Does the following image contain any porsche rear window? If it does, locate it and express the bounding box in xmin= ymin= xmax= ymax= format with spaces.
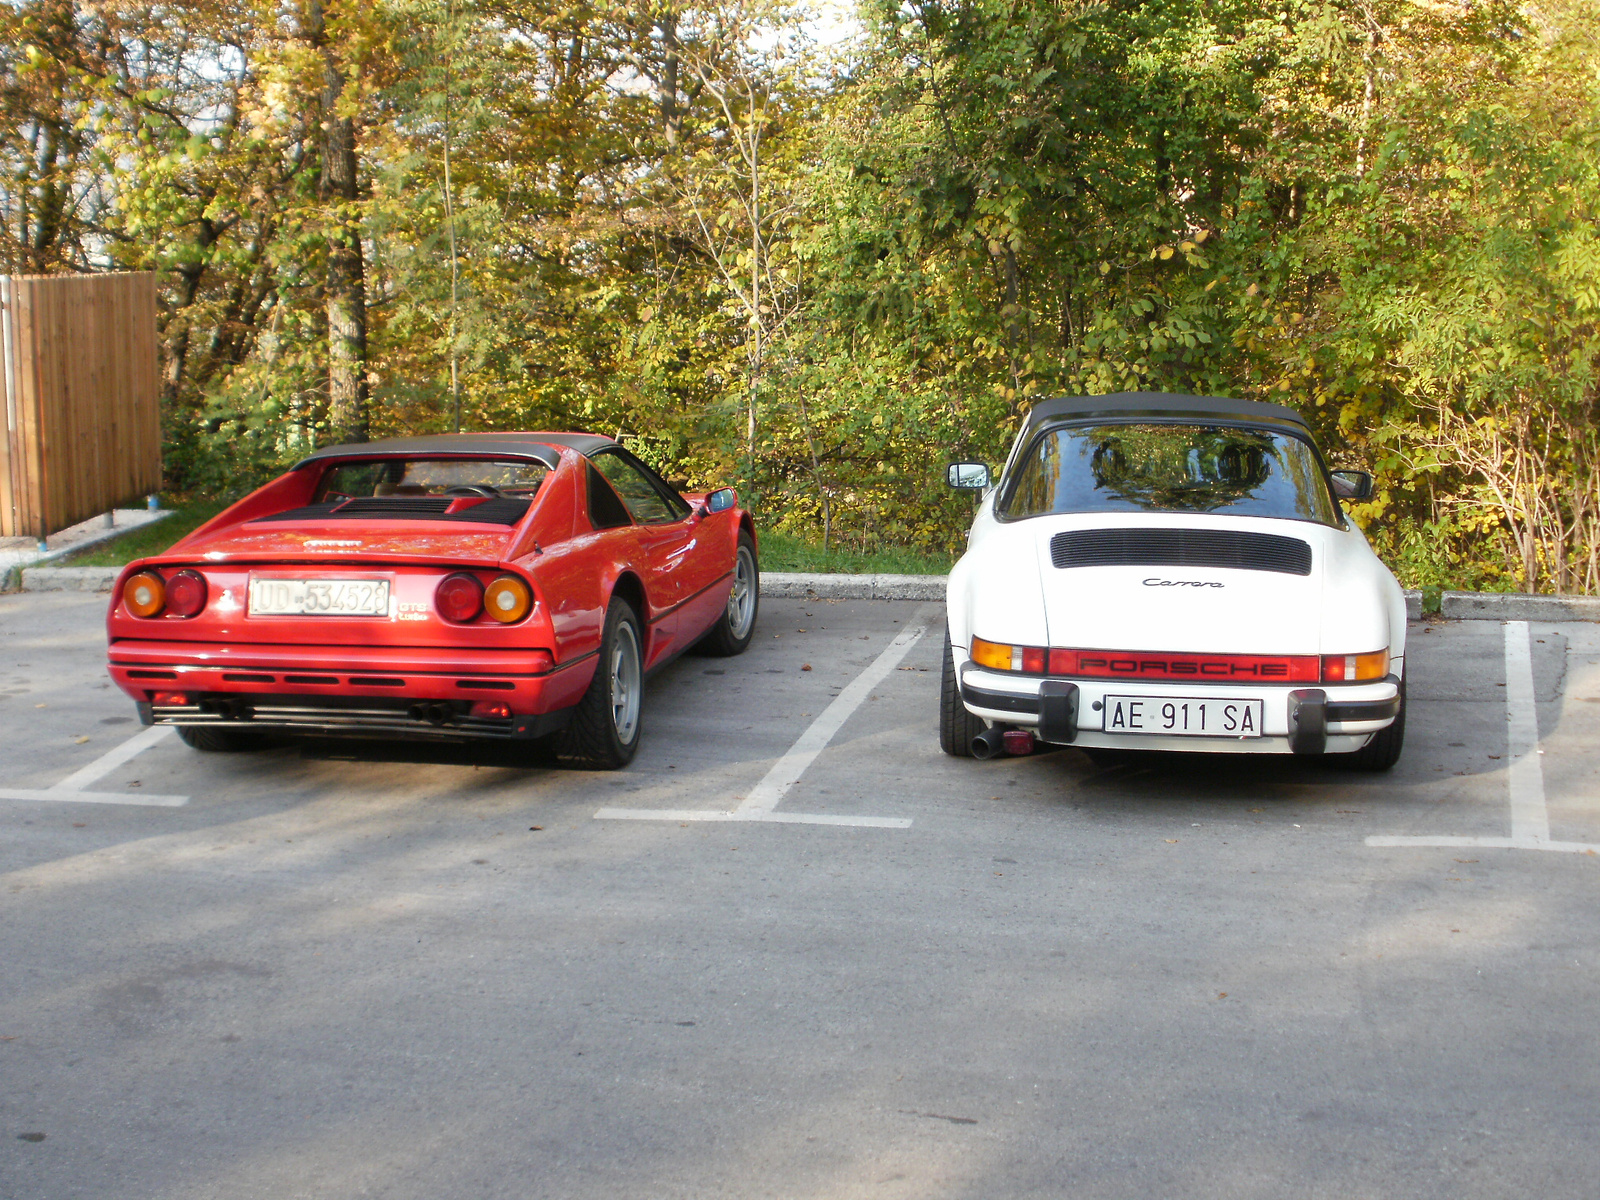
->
xmin=1000 ymin=424 xmax=1340 ymax=525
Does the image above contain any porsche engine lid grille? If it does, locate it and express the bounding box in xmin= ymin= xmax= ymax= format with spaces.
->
xmin=1050 ymin=528 xmax=1313 ymax=576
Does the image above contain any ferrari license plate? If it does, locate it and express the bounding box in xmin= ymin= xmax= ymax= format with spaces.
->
xmin=249 ymin=577 xmax=391 ymax=617
xmin=1102 ymin=694 xmax=1264 ymax=738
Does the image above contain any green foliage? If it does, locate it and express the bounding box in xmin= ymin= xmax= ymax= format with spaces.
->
xmin=5 ymin=0 xmax=1599 ymax=590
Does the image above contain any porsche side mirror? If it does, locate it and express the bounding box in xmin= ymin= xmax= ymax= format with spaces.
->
xmin=706 ymin=487 xmax=738 ymax=514
xmin=947 ymin=462 xmax=991 ymax=490
xmin=1330 ymin=470 xmax=1374 ymax=502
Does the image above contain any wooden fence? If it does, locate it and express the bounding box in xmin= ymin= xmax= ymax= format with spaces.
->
xmin=0 ymin=272 xmax=161 ymax=539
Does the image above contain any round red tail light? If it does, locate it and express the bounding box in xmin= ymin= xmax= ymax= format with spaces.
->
xmin=435 ymin=573 xmax=484 ymax=622
xmin=165 ymin=570 xmax=208 ymax=618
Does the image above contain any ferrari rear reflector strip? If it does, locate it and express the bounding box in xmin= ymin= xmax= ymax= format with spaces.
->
xmin=128 ymin=670 xmax=177 ymax=680
xmin=223 ymin=673 xmax=275 ymax=683
xmin=284 ymin=675 xmax=339 ymax=685
xmin=349 ymin=676 xmax=406 ymax=687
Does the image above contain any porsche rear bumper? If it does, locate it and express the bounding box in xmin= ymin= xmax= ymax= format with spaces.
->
xmin=959 ymin=662 xmax=1402 ymax=755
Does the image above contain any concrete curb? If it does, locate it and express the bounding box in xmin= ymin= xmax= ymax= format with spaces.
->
xmin=1440 ymin=590 xmax=1600 ymax=622
xmin=22 ymin=566 xmax=121 ymax=592
xmin=760 ymin=572 xmax=946 ymax=602
xmin=17 ymin=568 xmax=1592 ymax=623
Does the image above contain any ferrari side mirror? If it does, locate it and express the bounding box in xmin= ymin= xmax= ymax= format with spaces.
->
xmin=947 ymin=462 xmax=991 ymax=490
xmin=1330 ymin=470 xmax=1374 ymax=502
xmin=706 ymin=487 xmax=737 ymax=514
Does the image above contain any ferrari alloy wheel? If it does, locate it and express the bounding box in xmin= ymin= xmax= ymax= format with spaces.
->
xmin=939 ymin=630 xmax=987 ymax=757
xmin=1342 ymin=676 xmax=1406 ymax=771
xmin=559 ymin=598 xmax=644 ymax=769
xmin=176 ymin=725 xmax=270 ymax=753
xmin=695 ymin=533 xmax=759 ymax=656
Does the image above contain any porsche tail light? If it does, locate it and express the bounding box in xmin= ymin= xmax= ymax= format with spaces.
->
xmin=435 ymin=573 xmax=484 ymax=622
xmin=165 ymin=570 xmax=208 ymax=618
xmin=483 ymin=575 xmax=533 ymax=623
xmin=1322 ymin=650 xmax=1389 ymax=682
xmin=971 ymin=636 xmax=1046 ymax=674
xmin=124 ymin=571 xmax=166 ymax=618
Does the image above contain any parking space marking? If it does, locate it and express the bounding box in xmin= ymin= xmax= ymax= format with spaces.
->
xmin=596 ymin=605 xmax=938 ymax=828
xmin=1368 ymin=621 xmax=1599 ymax=855
xmin=0 ymin=725 xmax=189 ymax=808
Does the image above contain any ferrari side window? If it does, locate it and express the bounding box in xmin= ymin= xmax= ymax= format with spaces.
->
xmin=587 ymin=463 xmax=633 ymax=530
xmin=590 ymin=451 xmax=680 ymax=524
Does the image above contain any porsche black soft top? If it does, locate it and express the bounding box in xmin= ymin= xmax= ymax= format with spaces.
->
xmin=1023 ymin=392 xmax=1311 ymax=438
xmin=292 ymin=431 xmax=618 ymax=470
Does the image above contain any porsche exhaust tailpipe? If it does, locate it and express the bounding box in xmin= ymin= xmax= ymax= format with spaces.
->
xmin=970 ymin=727 xmax=1006 ymax=759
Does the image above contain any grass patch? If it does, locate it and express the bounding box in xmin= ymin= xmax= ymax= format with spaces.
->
xmin=757 ymin=529 xmax=955 ymax=575
xmin=54 ymin=499 xmax=234 ymax=567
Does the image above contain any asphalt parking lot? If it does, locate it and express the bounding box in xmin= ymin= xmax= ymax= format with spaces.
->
xmin=3 ymin=590 xmax=1600 ymax=1200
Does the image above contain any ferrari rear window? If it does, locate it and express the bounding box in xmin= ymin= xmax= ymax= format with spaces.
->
xmin=1000 ymin=424 xmax=1340 ymax=525
xmin=314 ymin=458 xmax=549 ymax=501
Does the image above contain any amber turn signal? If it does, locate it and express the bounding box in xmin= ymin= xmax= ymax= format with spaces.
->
xmin=125 ymin=571 xmax=166 ymax=618
xmin=483 ymin=575 xmax=533 ymax=623
xmin=1322 ymin=649 xmax=1389 ymax=682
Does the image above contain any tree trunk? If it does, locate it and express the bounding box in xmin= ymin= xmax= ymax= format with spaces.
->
xmin=307 ymin=0 xmax=369 ymax=444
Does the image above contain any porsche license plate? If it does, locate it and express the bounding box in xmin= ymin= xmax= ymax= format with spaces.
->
xmin=1102 ymin=694 xmax=1264 ymax=738
xmin=249 ymin=578 xmax=391 ymax=617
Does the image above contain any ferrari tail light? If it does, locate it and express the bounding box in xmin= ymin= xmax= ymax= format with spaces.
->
xmin=483 ymin=575 xmax=533 ymax=623
xmin=1322 ymin=649 xmax=1389 ymax=682
xmin=435 ymin=573 xmax=484 ymax=623
xmin=124 ymin=571 xmax=166 ymax=618
xmin=165 ymin=570 xmax=208 ymax=618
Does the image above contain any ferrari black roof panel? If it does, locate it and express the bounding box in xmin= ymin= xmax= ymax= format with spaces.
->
xmin=1023 ymin=392 xmax=1312 ymax=435
xmin=293 ymin=431 xmax=618 ymax=469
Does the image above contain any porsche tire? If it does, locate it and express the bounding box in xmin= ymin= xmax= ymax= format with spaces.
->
xmin=558 ymin=598 xmax=645 ymax=769
xmin=176 ymin=725 xmax=270 ymax=753
xmin=1343 ymin=677 xmax=1406 ymax=771
xmin=694 ymin=533 xmax=759 ymax=656
xmin=940 ymin=631 xmax=986 ymax=757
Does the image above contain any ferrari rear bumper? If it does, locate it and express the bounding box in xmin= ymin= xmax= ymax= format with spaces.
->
xmin=109 ymin=637 xmax=596 ymax=740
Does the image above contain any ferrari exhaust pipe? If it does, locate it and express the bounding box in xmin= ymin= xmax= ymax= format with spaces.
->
xmin=409 ymin=702 xmax=455 ymax=726
xmin=970 ymin=727 xmax=1005 ymax=759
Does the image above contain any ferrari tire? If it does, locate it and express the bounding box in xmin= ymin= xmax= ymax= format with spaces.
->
xmin=558 ymin=598 xmax=645 ymax=769
xmin=1343 ymin=677 xmax=1406 ymax=771
xmin=695 ymin=533 xmax=759 ymax=656
xmin=176 ymin=725 xmax=270 ymax=753
xmin=939 ymin=630 xmax=986 ymax=757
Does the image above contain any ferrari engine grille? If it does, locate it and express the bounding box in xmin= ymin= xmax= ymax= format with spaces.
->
xmin=1050 ymin=528 xmax=1313 ymax=576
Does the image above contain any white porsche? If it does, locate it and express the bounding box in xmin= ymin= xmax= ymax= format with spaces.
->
xmin=942 ymin=392 xmax=1407 ymax=769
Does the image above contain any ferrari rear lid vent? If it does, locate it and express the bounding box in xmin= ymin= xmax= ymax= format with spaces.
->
xmin=1050 ymin=528 xmax=1313 ymax=576
xmin=253 ymin=497 xmax=532 ymax=526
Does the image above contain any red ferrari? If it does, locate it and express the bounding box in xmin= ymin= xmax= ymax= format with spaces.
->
xmin=105 ymin=432 xmax=759 ymax=768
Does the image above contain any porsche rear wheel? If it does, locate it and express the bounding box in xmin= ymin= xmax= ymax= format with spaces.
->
xmin=558 ymin=598 xmax=644 ymax=769
xmin=940 ymin=630 xmax=986 ymax=757
xmin=1343 ymin=677 xmax=1406 ymax=771
xmin=695 ymin=533 xmax=759 ymax=656
xmin=176 ymin=725 xmax=270 ymax=753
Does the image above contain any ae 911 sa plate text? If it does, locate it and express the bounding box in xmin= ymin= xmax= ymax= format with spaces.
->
xmin=1102 ymin=694 xmax=1264 ymax=738
xmin=249 ymin=578 xmax=391 ymax=617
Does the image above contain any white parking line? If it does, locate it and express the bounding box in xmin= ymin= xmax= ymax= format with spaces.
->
xmin=0 ymin=725 xmax=189 ymax=808
xmin=1367 ymin=621 xmax=1599 ymax=855
xmin=596 ymin=605 xmax=938 ymax=828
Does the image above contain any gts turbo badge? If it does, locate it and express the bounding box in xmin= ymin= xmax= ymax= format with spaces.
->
xmin=1144 ymin=578 xmax=1224 ymax=588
